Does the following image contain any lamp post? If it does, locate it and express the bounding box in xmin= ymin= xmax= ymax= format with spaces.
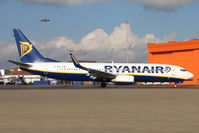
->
xmin=124 ymin=21 xmax=130 ymax=63
xmin=40 ymin=18 xmax=50 ymax=57
xmin=40 ymin=19 xmax=50 ymax=81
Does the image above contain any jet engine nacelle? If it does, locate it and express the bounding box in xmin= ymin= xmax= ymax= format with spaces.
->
xmin=112 ymin=75 xmax=134 ymax=85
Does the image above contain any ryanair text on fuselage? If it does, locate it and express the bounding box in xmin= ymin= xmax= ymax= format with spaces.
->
xmin=105 ymin=65 xmax=171 ymax=74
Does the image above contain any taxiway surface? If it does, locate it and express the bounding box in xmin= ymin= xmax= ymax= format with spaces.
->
xmin=0 ymin=86 xmax=199 ymax=133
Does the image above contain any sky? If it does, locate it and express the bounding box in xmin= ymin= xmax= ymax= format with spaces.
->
xmin=0 ymin=0 xmax=199 ymax=69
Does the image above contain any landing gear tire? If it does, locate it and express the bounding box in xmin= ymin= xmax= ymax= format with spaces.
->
xmin=174 ymin=82 xmax=177 ymax=88
xmin=101 ymin=82 xmax=107 ymax=88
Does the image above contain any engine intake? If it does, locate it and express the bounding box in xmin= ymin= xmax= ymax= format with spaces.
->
xmin=112 ymin=75 xmax=134 ymax=85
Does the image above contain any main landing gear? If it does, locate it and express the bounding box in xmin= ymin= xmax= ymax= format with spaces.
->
xmin=101 ymin=82 xmax=107 ymax=88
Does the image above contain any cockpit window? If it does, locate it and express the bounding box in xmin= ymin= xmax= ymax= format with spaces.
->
xmin=180 ymin=69 xmax=187 ymax=72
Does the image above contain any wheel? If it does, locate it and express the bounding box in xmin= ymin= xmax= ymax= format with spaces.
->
xmin=174 ymin=82 xmax=177 ymax=88
xmin=101 ymin=82 xmax=107 ymax=88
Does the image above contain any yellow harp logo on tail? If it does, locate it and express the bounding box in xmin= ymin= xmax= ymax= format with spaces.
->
xmin=19 ymin=41 xmax=32 ymax=58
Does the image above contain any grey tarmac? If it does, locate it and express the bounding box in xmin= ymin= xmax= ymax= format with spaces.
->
xmin=0 ymin=86 xmax=199 ymax=133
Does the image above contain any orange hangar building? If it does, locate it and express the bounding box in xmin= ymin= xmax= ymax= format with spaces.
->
xmin=148 ymin=38 xmax=199 ymax=84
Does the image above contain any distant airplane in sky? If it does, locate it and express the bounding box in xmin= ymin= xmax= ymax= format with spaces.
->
xmin=8 ymin=29 xmax=194 ymax=87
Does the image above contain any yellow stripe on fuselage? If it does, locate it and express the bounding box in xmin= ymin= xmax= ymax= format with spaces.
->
xmin=20 ymin=66 xmax=186 ymax=80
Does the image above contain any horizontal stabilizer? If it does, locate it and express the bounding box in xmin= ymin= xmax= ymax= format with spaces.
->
xmin=7 ymin=60 xmax=32 ymax=67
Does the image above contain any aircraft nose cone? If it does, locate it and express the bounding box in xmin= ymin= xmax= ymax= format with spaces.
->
xmin=187 ymin=72 xmax=194 ymax=79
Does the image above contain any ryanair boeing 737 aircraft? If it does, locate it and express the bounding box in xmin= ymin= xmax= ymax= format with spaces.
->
xmin=8 ymin=29 xmax=194 ymax=87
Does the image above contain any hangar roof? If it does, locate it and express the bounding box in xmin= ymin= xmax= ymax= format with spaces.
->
xmin=148 ymin=38 xmax=199 ymax=53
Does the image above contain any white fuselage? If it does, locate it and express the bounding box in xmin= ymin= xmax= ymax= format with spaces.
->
xmin=21 ymin=62 xmax=193 ymax=83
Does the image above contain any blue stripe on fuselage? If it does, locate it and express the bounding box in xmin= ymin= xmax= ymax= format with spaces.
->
xmin=134 ymin=75 xmax=183 ymax=82
xmin=20 ymin=67 xmax=183 ymax=82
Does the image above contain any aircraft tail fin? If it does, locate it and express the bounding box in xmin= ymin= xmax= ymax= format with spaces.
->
xmin=13 ymin=28 xmax=58 ymax=63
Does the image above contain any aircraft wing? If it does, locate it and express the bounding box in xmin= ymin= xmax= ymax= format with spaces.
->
xmin=70 ymin=53 xmax=116 ymax=80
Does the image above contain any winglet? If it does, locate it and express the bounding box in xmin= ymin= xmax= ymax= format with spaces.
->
xmin=70 ymin=53 xmax=82 ymax=68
